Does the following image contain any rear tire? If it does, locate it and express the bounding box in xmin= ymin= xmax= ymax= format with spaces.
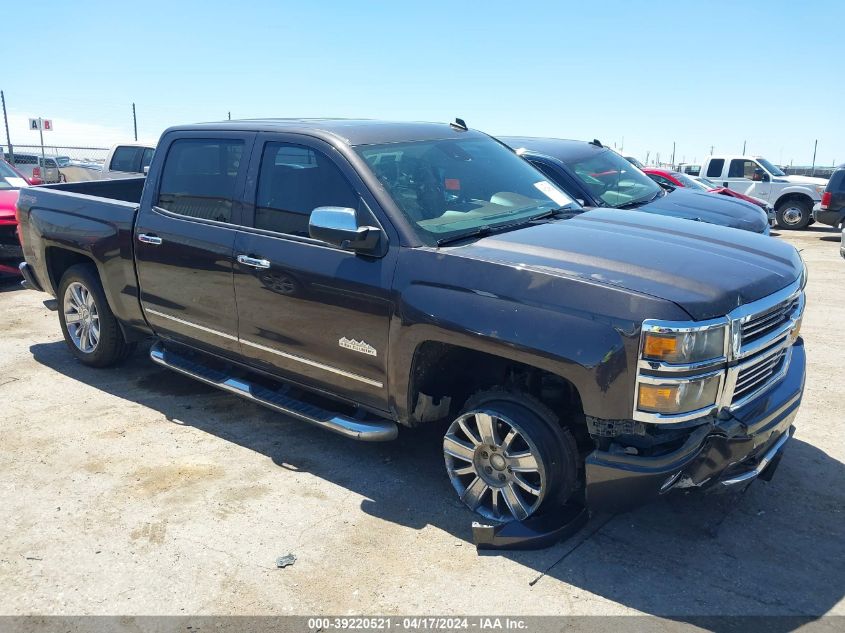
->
xmin=776 ymin=199 xmax=811 ymax=229
xmin=58 ymin=263 xmax=132 ymax=367
xmin=443 ymin=389 xmax=579 ymax=523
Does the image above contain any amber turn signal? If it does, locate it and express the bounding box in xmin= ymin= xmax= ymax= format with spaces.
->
xmin=642 ymin=333 xmax=679 ymax=359
xmin=637 ymin=384 xmax=679 ymax=412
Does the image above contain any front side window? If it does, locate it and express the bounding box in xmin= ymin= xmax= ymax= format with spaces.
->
xmin=255 ymin=142 xmax=358 ymax=236
xmin=562 ymin=149 xmax=660 ymax=208
xmin=728 ymin=159 xmax=759 ymax=179
xmin=706 ymin=159 xmax=724 ymax=178
xmin=157 ymin=139 xmax=244 ymax=223
xmin=356 ymin=136 xmax=573 ymax=245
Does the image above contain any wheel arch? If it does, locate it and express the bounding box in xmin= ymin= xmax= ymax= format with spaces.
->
xmin=774 ymin=191 xmax=814 ymax=211
xmin=404 ymin=339 xmax=587 ymax=433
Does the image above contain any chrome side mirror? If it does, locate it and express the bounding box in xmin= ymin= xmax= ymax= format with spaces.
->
xmin=309 ymin=207 xmax=382 ymax=253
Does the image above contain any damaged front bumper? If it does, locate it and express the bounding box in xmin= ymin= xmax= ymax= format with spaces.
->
xmin=585 ymin=340 xmax=805 ymax=514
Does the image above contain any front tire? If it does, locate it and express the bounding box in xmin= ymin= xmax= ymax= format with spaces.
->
xmin=58 ymin=264 xmax=132 ymax=367
xmin=776 ymin=199 xmax=811 ymax=229
xmin=443 ymin=390 xmax=579 ymax=523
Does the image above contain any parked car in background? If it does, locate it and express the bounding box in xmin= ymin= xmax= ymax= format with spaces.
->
xmin=0 ymin=159 xmax=26 ymax=276
xmin=2 ymin=152 xmax=62 ymax=184
xmin=701 ymin=155 xmax=827 ymax=229
xmin=813 ymin=164 xmax=845 ymax=230
xmin=644 ymin=168 xmax=775 ymax=225
xmin=100 ymin=143 xmax=155 ymax=179
xmin=17 ymin=118 xmax=805 ymax=520
xmin=501 ymin=137 xmax=770 ymax=234
xmin=677 ymin=163 xmax=701 ymax=176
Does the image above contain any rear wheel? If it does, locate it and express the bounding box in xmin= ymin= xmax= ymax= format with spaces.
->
xmin=58 ymin=264 xmax=132 ymax=367
xmin=776 ymin=199 xmax=811 ymax=229
xmin=443 ymin=390 xmax=578 ymax=523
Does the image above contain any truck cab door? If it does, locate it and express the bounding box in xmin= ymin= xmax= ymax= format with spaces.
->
xmin=231 ymin=133 xmax=397 ymax=411
xmin=135 ymin=131 xmax=255 ymax=357
xmin=724 ymin=158 xmax=771 ymax=201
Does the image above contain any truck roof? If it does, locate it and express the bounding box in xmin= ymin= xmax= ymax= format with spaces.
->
xmin=165 ymin=118 xmax=483 ymax=147
xmin=498 ymin=137 xmax=604 ymax=162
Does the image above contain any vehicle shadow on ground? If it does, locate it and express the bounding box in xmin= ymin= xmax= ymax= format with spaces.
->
xmin=30 ymin=340 xmax=845 ymax=625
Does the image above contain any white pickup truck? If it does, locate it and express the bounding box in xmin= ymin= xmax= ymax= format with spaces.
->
xmin=699 ymin=155 xmax=827 ymax=229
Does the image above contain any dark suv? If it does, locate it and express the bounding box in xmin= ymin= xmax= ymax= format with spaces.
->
xmin=814 ymin=164 xmax=845 ymax=229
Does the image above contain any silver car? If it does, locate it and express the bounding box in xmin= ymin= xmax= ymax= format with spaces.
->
xmin=2 ymin=152 xmax=62 ymax=184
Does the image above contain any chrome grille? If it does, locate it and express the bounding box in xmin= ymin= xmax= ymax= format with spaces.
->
xmin=732 ymin=348 xmax=788 ymax=403
xmin=741 ymin=295 xmax=800 ymax=345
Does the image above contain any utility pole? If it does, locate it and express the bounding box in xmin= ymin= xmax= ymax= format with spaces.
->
xmin=228 ymin=111 xmax=231 ymax=120
xmin=742 ymin=140 xmax=746 ymax=154
xmin=710 ymin=145 xmax=714 ymax=155
xmin=811 ymin=139 xmax=818 ymax=176
xmin=1 ymin=90 xmax=13 ymax=165
xmin=132 ymin=103 xmax=138 ymax=142
xmin=671 ymin=141 xmax=676 ymax=167
xmin=645 ymin=151 xmax=650 ymax=166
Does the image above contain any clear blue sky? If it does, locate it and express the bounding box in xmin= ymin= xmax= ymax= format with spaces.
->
xmin=2 ymin=0 xmax=842 ymax=165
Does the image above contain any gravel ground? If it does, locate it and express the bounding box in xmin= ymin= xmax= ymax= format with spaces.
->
xmin=0 ymin=225 xmax=842 ymax=620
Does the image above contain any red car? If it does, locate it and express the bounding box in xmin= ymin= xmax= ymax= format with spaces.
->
xmin=0 ymin=159 xmax=29 ymax=277
xmin=644 ymin=168 xmax=771 ymax=211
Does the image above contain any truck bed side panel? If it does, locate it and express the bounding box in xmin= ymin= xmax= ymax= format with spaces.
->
xmin=17 ymin=187 xmax=147 ymax=329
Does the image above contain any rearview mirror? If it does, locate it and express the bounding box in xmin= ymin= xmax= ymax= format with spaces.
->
xmin=309 ymin=207 xmax=382 ymax=254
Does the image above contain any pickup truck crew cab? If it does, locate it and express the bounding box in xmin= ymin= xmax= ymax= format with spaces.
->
xmin=17 ymin=119 xmax=807 ymax=522
xmin=701 ymin=154 xmax=827 ymax=229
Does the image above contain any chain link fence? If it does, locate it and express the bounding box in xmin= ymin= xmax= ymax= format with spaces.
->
xmin=2 ymin=144 xmax=109 ymax=183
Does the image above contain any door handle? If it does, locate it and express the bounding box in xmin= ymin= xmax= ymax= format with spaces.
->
xmin=237 ymin=254 xmax=271 ymax=269
xmin=138 ymin=233 xmax=162 ymax=245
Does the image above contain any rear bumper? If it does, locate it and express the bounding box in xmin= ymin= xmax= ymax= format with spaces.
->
xmin=813 ymin=207 xmax=844 ymax=227
xmin=585 ymin=340 xmax=805 ymax=514
xmin=18 ymin=261 xmax=44 ymax=291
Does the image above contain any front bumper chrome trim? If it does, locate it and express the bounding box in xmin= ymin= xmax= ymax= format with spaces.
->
xmin=720 ymin=429 xmax=791 ymax=488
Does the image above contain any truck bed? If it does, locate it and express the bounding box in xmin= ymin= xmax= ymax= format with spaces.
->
xmin=16 ymin=177 xmax=146 ymax=329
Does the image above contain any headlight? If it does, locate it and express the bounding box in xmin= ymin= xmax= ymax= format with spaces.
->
xmin=641 ymin=325 xmax=727 ymax=365
xmin=637 ymin=374 xmax=721 ymax=414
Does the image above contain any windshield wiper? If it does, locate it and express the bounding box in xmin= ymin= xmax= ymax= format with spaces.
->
xmin=615 ymin=188 xmax=663 ymax=209
xmin=436 ymin=225 xmax=494 ymax=247
xmin=435 ymin=207 xmax=575 ymax=247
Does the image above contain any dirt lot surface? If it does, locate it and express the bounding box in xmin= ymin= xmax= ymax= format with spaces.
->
xmin=1 ymin=225 xmax=843 ymax=619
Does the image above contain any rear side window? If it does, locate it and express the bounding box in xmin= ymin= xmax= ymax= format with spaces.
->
xmin=254 ymin=142 xmax=358 ymax=237
xmin=706 ymin=159 xmax=724 ymax=178
xmin=157 ymin=139 xmax=244 ymax=223
xmin=828 ymin=169 xmax=845 ymax=193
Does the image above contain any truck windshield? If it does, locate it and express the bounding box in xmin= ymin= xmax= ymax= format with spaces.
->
xmin=564 ymin=149 xmax=661 ymax=208
xmin=355 ymin=137 xmax=575 ymax=245
xmin=757 ymin=158 xmax=786 ymax=177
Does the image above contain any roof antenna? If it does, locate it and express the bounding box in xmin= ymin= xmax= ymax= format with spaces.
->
xmin=450 ymin=118 xmax=468 ymax=131
xmin=589 ymin=139 xmax=603 ymax=148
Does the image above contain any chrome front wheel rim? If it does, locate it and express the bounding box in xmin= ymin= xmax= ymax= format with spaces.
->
xmin=781 ymin=206 xmax=804 ymax=226
xmin=443 ymin=409 xmax=547 ymax=522
xmin=63 ymin=282 xmax=100 ymax=353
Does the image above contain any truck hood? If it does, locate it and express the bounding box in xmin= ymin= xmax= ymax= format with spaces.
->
xmin=637 ymin=187 xmax=769 ymax=233
xmin=454 ymin=208 xmax=802 ymax=320
xmin=780 ymin=175 xmax=827 ymax=187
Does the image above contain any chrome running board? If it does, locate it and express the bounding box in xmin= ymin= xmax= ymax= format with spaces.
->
xmin=149 ymin=341 xmax=397 ymax=442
